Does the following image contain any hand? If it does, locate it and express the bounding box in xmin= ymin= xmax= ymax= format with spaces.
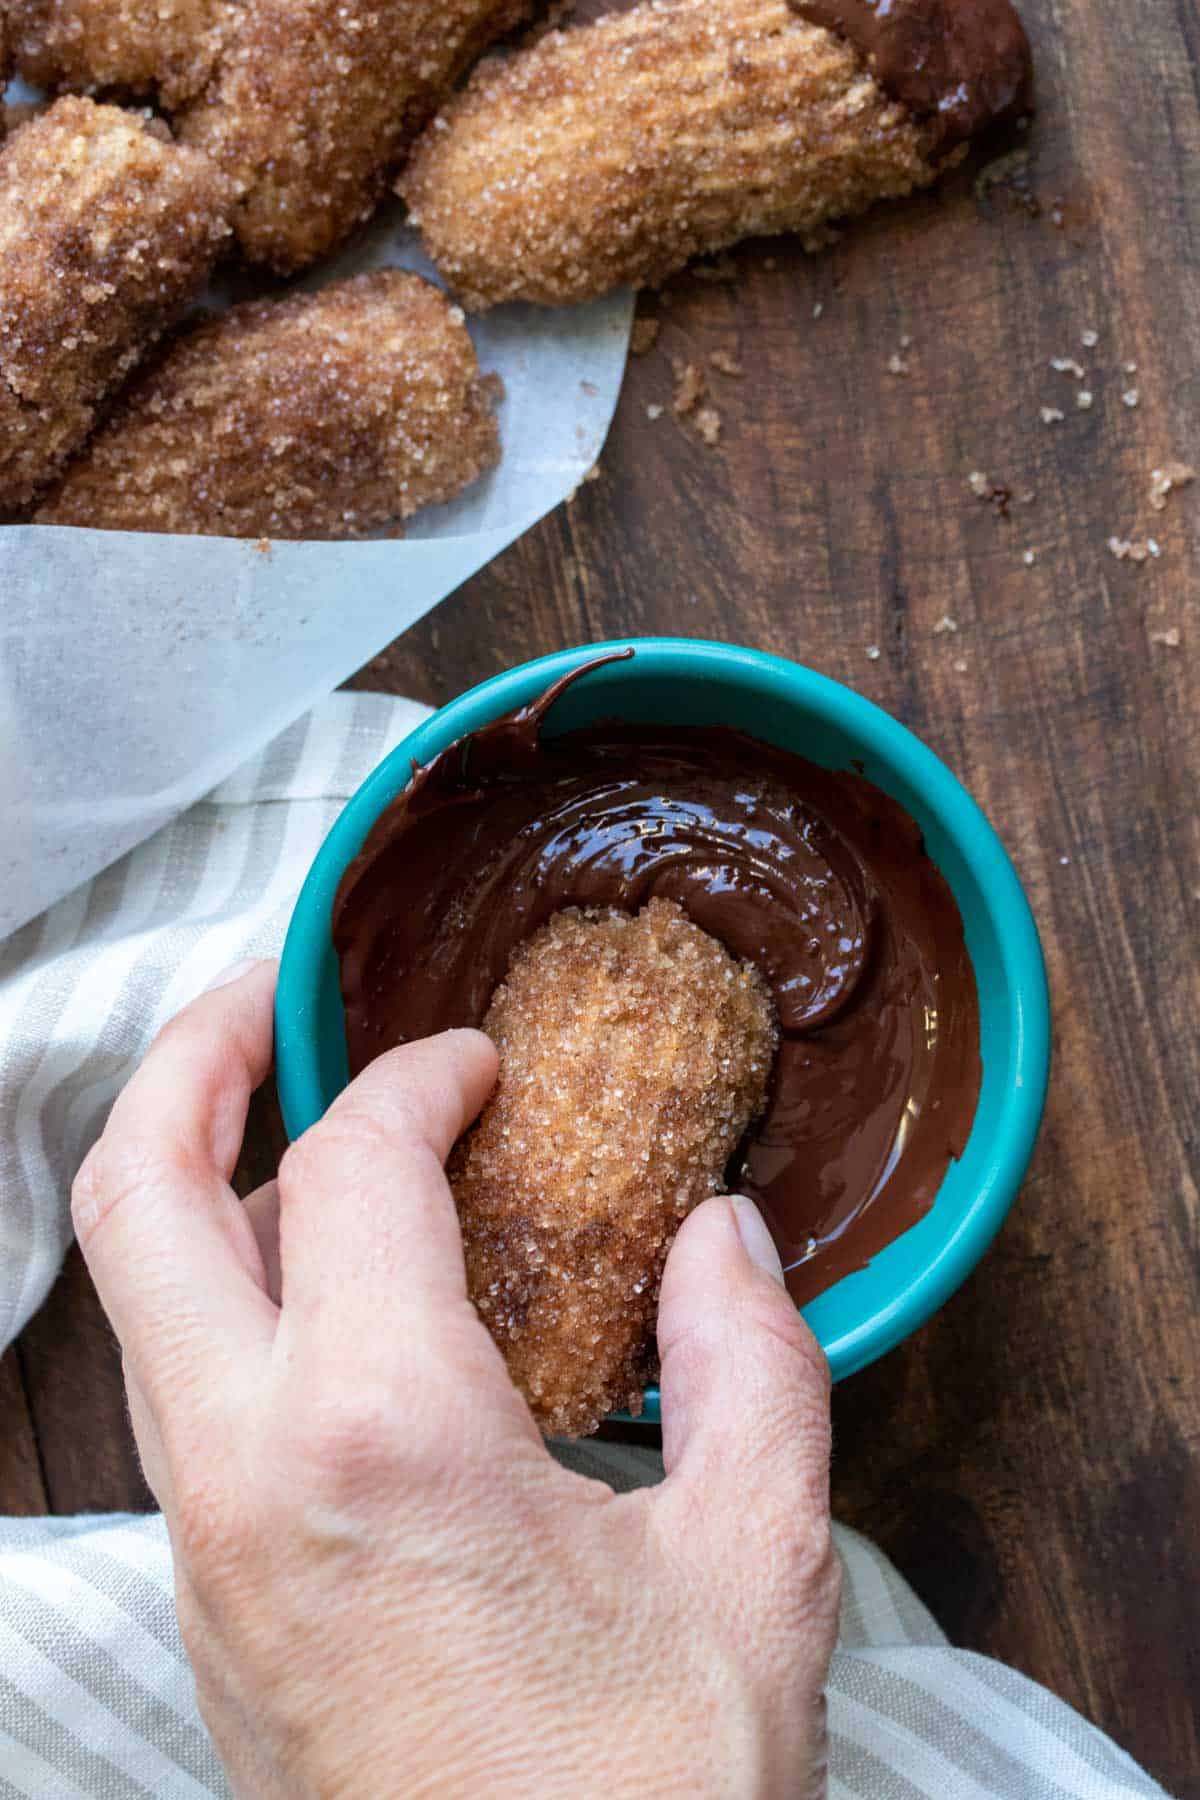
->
xmin=73 ymin=962 xmax=840 ymax=1799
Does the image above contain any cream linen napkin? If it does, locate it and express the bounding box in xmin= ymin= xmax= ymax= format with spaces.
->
xmin=0 ymin=694 xmax=1166 ymax=1799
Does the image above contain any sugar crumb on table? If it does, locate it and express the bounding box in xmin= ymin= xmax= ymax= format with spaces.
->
xmin=694 ymin=404 xmax=722 ymax=445
xmin=672 ymin=359 xmax=705 ymax=417
xmin=1148 ymin=461 xmax=1195 ymax=510
xmin=1107 ymin=535 xmax=1160 ymax=564
xmin=967 ymin=471 xmax=1013 ymax=516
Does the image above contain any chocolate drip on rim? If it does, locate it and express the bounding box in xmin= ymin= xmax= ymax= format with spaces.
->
xmin=790 ymin=0 xmax=1034 ymax=156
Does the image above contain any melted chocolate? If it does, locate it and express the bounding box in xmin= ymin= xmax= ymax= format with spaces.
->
xmin=790 ymin=0 xmax=1033 ymax=156
xmin=334 ymin=653 xmax=981 ymax=1305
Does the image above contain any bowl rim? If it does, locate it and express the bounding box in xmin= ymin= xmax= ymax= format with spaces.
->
xmin=276 ymin=637 xmax=1050 ymax=1407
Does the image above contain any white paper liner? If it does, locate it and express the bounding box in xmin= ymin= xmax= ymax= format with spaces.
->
xmin=0 ymin=114 xmax=633 ymax=936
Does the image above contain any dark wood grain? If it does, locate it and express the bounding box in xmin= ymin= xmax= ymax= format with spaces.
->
xmin=0 ymin=1348 xmax=46 ymax=1514
xmin=13 ymin=1246 xmax=153 ymax=1517
xmin=3 ymin=0 xmax=1198 ymax=1789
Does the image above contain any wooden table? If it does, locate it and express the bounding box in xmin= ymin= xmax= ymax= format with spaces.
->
xmin=3 ymin=0 xmax=1198 ymax=1789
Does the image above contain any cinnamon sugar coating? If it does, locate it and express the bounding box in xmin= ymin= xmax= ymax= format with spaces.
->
xmin=37 ymin=270 xmax=500 ymax=539
xmin=178 ymin=0 xmax=532 ymax=274
xmin=400 ymin=0 xmax=938 ymax=310
xmin=450 ymin=900 xmax=778 ymax=1440
xmin=0 ymin=97 xmax=231 ymax=511
xmin=4 ymin=0 xmax=233 ymax=109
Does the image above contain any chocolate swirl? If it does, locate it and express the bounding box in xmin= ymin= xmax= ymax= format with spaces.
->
xmin=334 ymin=654 xmax=981 ymax=1303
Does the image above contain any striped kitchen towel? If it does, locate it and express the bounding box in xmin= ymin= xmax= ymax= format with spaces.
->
xmin=0 ymin=691 xmax=428 ymax=1353
xmin=0 ymin=693 xmax=1167 ymax=1799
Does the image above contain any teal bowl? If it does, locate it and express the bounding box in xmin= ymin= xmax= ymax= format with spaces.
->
xmin=276 ymin=639 xmax=1050 ymax=1416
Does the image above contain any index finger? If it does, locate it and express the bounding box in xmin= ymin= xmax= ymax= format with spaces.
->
xmin=274 ymin=1031 xmax=498 ymax=1360
xmin=72 ymin=961 xmax=280 ymax=1408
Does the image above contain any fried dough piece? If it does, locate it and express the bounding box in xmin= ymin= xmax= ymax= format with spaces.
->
xmin=450 ymin=900 xmax=778 ymax=1440
xmin=0 ymin=97 xmax=230 ymax=512
xmin=400 ymin=0 xmax=938 ymax=309
xmin=37 ymin=271 xmax=500 ymax=538
xmin=4 ymin=0 xmax=233 ymax=108
xmin=178 ymin=0 xmax=531 ymax=274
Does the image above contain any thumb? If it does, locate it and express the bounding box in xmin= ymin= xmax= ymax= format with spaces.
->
xmin=654 ymin=1198 xmax=839 ymax=1800
xmin=656 ymin=1196 xmax=832 ymax=1517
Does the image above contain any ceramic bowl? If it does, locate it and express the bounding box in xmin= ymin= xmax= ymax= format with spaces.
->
xmin=276 ymin=638 xmax=1050 ymax=1415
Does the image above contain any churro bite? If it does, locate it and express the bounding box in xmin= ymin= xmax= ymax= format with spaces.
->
xmin=0 ymin=97 xmax=231 ymax=512
xmin=5 ymin=0 xmax=233 ymax=109
xmin=400 ymin=0 xmax=935 ymax=309
xmin=6 ymin=0 xmax=532 ymax=270
xmin=449 ymin=901 xmax=777 ymax=1439
xmin=401 ymin=0 xmax=1031 ymax=310
xmin=178 ymin=0 xmax=531 ymax=273
xmin=37 ymin=270 xmax=500 ymax=539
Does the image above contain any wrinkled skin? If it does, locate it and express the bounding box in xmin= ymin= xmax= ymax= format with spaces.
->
xmin=73 ymin=961 xmax=839 ymax=1798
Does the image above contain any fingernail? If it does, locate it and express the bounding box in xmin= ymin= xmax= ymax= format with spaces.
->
xmin=206 ymin=957 xmax=261 ymax=993
xmin=730 ymin=1196 xmax=786 ymax=1286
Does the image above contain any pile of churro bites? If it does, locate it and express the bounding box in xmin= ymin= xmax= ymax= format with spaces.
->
xmin=0 ymin=0 xmax=530 ymax=534
xmin=0 ymin=0 xmax=1027 ymax=538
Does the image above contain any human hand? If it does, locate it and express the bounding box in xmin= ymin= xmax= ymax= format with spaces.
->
xmin=73 ymin=962 xmax=840 ymax=1799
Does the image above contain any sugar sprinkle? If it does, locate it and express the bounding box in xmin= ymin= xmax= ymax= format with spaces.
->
xmin=1149 ymin=461 xmax=1195 ymax=511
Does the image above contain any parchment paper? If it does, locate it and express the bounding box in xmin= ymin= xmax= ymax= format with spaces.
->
xmin=0 ymin=166 xmax=634 ymax=938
